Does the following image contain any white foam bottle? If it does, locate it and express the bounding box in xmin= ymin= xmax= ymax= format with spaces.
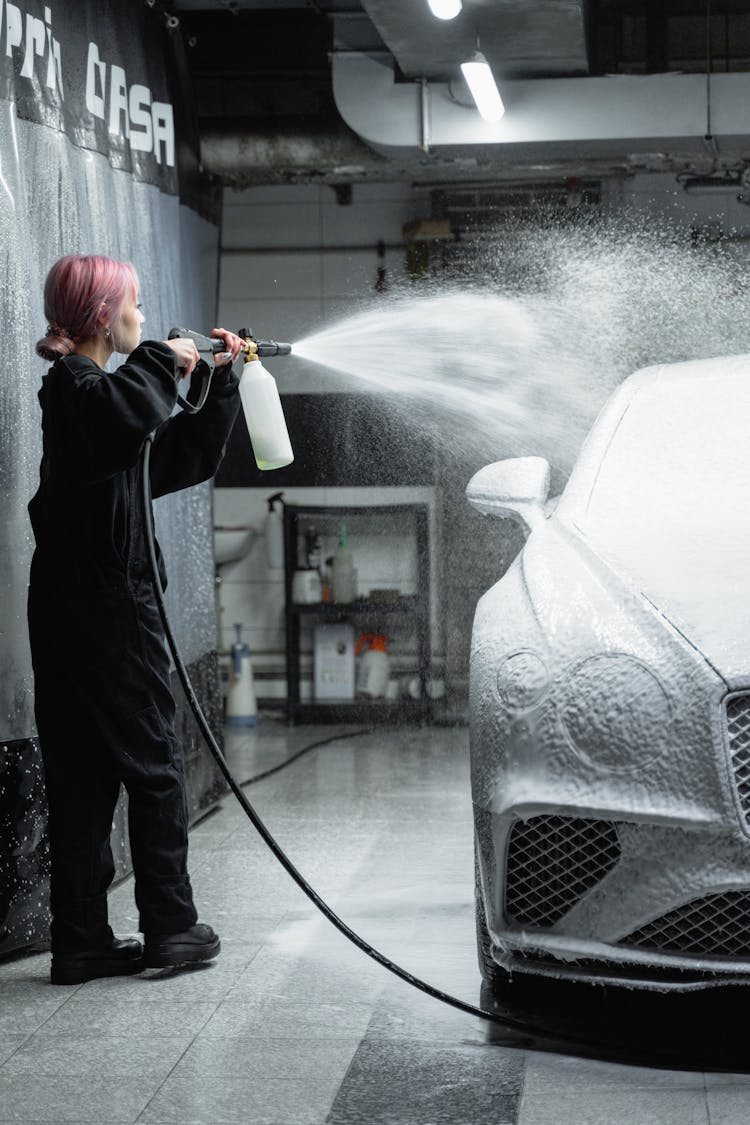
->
xmin=238 ymin=353 xmax=294 ymax=471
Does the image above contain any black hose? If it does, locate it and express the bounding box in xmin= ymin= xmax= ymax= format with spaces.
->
xmin=239 ymin=726 xmax=374 ymax=787
xmin=139 ymin=432 xmax=580 ymax=1040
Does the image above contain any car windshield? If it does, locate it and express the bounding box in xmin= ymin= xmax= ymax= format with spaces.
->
xmin=578 ymin=367 xmax=750 ymax=591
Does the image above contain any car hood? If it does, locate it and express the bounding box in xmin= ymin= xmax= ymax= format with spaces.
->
xmin=521 ymin=519 xmax=733 ymax=691
xmin=571 ymin=531 xmax=750 ymax=691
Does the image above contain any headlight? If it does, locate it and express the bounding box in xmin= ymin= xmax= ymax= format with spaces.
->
xmin=560 ymin=653 xmax=672 ymax=772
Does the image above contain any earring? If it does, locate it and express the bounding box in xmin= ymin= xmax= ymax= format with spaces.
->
xmin=104 ymin=328 xmax=111 ymax=340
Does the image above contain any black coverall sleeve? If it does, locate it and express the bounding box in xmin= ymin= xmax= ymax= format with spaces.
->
xmin=58 ymin=341 xmax=179 ymax=484
xmin=148 ymin=359 xmax=241 ymax=499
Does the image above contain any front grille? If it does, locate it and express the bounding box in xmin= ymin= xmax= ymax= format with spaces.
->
xmin=621 ymin=891 xmax=750 ymax=958
xmin=726 ymin=693 xmax=750 ymax=830
xmin=505 ymin=816 xmax=621 ymax=928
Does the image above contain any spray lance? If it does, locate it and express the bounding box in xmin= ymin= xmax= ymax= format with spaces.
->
xmin=168 ymin=326 xmax=294 ymax=470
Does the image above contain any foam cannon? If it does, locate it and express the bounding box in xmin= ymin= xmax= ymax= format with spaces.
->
xmin=168 ymin=326 xmax=294 ymax=469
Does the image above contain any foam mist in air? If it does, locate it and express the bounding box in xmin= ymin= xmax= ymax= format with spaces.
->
xmin=293 ymin=214 xmax=750 ymax=476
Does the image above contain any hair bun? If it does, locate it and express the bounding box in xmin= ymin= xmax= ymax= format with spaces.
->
xmin=36 ymin=332 xmax=76 ymax=361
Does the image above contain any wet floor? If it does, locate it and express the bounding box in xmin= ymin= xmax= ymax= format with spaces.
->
xmin=1 ymin=721 xmax=749 ymax=1123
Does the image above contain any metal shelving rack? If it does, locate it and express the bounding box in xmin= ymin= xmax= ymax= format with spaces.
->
xmin=283 ymin=503 xmax=431 ymax=724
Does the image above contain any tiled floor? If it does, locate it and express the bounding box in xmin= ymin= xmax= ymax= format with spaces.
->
xmin=1 ymin=721 xmax=749 ymax=1124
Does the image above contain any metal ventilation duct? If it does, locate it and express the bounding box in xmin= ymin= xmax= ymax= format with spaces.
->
xmin=360 ymin=0 xmax=589 ymax=81
xmin=200 ymin=116 xmax=387 ymax=185
xmin=331 ymin=51 xmax=750 ymax=171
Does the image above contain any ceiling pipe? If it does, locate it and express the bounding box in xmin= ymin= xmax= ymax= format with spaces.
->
xmin=331 ymin=51 xmax=750 ymax=156
xmin=200 ymin=115 xmax=388 ymax=184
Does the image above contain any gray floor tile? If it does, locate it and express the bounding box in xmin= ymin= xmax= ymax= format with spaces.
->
xmin=0 ymin=1075 xmax=154 ymax=1122
xmin=327 ymin=1039 xmax=523 ymax=1125
xmin=201 ymin=910 xmax=302 ymax=944
xmin=0 ymin=1034 xmax=29 ymax=1065
xmin=226 ymin=936 xmax=386 ymax=1007
xmin=2 ymin=1034 xmax=191 ymax=1077
xmin=209 ymin=930 xmax=282 ymax=969
xmin=82 ymin=963 xmax=245 ymax=1003
xmin=201 ymin=997 xmax=375 ymax=1040
xmin=214 ymin=819 xmax=381 ymax=858
xmin=33 ymin=996 xmax=218 ymax=1038
xmin=191 ymin=851 xmax=372 ymax=906
xmin=0 ymin=978 xmax=69 ymax=1002
xmin=517 ymin=1087 xmax=710 ymax=1125
xmin=704 ymin=1073 xmax=750 ymax=1087
xmin=523 ymin=1051 xmax=707 ymax=1090
xmin=0 ymin=996 xmax=73 ymax=1035
xmin=226 ymin=962 xmax=385 ymax=1008
xmin=137 ymin=1075 xmax=343 ymax=1125
xmin=0 ymin=951 xmax=49 ymax=980
xmin=705 ymin=1086 xmax=750 ymax=1123
xmin=173 ymin=1035 xmax=362 ymax=1081
xmin=363 ymin=981 xmax=489 ymax=1045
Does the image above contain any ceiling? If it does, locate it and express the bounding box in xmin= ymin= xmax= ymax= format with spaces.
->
xmin=169 ymin=0 xmax=750 ymax=186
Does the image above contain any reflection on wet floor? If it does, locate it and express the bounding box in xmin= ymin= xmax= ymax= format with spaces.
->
xmin=483 ymin=976 xmax=750 ymax=1072
xmin=1 ymin=720 xmax=749 ymax=1124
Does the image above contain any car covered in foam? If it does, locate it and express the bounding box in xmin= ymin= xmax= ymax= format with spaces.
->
xmin=468 ymin=354 xmax=750 ymax=992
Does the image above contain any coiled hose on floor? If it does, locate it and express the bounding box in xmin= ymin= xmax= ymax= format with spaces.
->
xmin=140 ymin=432 xmax=563 ymax=1041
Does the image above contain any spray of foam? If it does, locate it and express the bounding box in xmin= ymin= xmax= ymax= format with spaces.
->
xmin=292 ymin=213 xmax=750 ymax=475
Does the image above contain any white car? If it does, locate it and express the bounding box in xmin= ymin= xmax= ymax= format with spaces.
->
xmin=468 ymin=354 xmax=750 ymax=992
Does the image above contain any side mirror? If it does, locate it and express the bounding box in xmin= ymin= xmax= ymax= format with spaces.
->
xmin=465 ymin=456 xmax=551 ymax=536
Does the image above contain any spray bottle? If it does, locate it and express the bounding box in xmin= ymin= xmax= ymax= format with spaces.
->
xmin=264 ymin=491 xmax=285 ymax=569
xmin=226 ymin=623 xmax=258 ymax=727
xmin=238 ymin=327 xmax=294 ymax=471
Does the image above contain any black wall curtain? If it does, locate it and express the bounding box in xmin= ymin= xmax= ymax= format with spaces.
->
xmin=0 ymin=0 xmax=222 ymax=956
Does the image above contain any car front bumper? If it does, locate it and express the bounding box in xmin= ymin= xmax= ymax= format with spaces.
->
xmin=476 ymin=807 xmax=750 ymax=992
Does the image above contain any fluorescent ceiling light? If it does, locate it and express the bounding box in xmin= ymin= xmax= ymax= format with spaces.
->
xmin=426 ymin=0 xmax=462 ymax=19
xmin=460 ymin=50 xmax=505 ymax=122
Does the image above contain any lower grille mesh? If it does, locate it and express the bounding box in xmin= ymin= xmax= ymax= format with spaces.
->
xmin=727 ymin=694 xmax=750 ymax=830
xmin=505 ymin=816 xmax=620 ymax=928
xmin=621 ymin=892 xmax=750 ymax=957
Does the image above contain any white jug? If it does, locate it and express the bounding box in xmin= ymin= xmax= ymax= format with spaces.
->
xmin=355 ymin=634 xmax=390 ymax=699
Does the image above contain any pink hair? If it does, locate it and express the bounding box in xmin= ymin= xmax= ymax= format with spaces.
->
xmin=35 ymin=254 xmax=139 ymax=361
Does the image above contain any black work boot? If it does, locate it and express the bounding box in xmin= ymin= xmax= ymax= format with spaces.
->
xmin=50 ymin=937 xmax=144 ymax=986
xmin=143 ymin=923 xmax=220 ymax=968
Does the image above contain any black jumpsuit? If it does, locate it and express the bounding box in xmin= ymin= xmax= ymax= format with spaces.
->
xmin=27 ymin=341 xmax=240 ymax=954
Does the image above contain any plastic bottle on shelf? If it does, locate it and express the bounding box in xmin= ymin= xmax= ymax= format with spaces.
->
xmin=355 ymin=633 xmax=390 ymax=698
xmin=264 ymin=491 xmax=284 ymax=569
xmin=332 ymin=523 xmax=357 ymax=604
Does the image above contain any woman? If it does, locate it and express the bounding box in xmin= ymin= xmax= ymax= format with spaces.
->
xmin=29 ymin=253 xmax=244 ymax=985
